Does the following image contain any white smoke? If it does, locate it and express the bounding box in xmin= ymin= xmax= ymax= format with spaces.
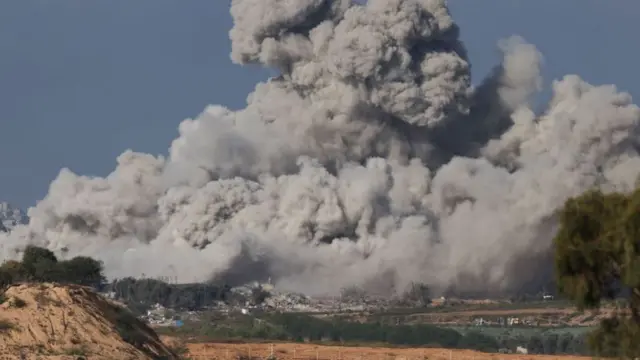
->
xmin=2 ymin=0 xmax=639 ymax=296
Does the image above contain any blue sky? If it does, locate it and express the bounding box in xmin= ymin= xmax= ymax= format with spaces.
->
xmin=1 ymin=1 xmax=639 ymax=209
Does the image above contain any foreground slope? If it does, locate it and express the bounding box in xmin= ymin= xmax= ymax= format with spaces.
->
xmin=0 ymin=283 xmax=178 ymax=359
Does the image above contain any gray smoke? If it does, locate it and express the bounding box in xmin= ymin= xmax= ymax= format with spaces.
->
xmin=2 ymin=0 xmax=640 ymax=296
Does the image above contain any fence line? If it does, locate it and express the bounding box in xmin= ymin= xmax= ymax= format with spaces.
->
xmin=184 ymin=344 xmax=570 ymax=360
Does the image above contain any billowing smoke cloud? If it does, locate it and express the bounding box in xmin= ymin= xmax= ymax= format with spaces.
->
xmin=2 ymin=0 xmax=640 ymax=297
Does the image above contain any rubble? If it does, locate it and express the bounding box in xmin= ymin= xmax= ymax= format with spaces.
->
xmin=226 ymin=282 xmax=394 ymax=313
xmin=103 ymin=280 xmax=417 ymax=327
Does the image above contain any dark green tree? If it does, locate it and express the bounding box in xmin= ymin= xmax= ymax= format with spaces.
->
xmin=553 ymin=188 xmax=640 ymax=358
xmin=557 ymin=333 xmax=573 ymax=354
xmin=526 ymin=335 xmax=544 ymax=354
xmin=21 ymin=245 xmax=60 ymax=282
xmin=457 ymin=331 xmax=499 ymax=352
xmin=0 ymin=260 xmax=26 ymax=283
xmin=22 ymin=246 xmax=58 ymax=266
xmin=0 ymin=268 xmax=12 ymax=290
xmin=5 ymin=246 xmax=108 ymax=289
xmin=542 ymin=333 xmax=558 ymax=354
xmin=58 ymin=256 xmax=106 ymax=289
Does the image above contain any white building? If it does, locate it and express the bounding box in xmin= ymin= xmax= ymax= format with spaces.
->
xmin=516 ymin=346 xmax=528 ymax=354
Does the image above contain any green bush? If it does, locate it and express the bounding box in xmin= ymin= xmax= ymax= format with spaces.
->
xmin=57 ymin=256 xmax=106 ymax=288
xmin=0 ymin=246 xmax=106 ymax=289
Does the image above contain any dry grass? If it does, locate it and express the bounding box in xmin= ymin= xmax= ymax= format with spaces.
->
xmin=178 ymin=341 xmax=592 ymax=360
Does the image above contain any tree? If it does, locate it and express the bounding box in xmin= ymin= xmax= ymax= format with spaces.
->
xmin=0 ymin=260 xmax=26 ymax=282
xmin=557 ymin=333 xmax=573 ymax=354
xmin=553 ymin=188 xmax=640 ymax=358
xmin=59 ymin=256 xmax=106 ymax=289
xmin=22 ymin=246 xmax=58 ymax=267
xmin=21 ymin=245 xmax=59 ymax=282
xmin=0 ymin=268 xmax=12 ymax=290
xmin=542 ymin=333 xmax=558 ymax=354
xmin=457 ymin=331 xmax=499 ymax=352
xmin=526 ymin=335 xmax=544 ymax=354
xmin=2 ymin=246 xmax=108 ymax=289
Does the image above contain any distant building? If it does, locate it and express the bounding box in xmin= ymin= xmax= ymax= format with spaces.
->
xmin=473 ymin=318 xmax=487 ymax=326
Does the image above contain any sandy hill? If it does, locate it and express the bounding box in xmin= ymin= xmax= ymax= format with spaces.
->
xmin=0 ymin=283 xmax=179 ymax=359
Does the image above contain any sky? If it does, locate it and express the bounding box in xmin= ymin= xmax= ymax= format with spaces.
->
xmin=1 ymin=1 xmax=639 ymax=209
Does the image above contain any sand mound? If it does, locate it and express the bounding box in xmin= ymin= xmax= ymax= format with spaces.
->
xmin=0 ymin=283 xmax=178 ymax=359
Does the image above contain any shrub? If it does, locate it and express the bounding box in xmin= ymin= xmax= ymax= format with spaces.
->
xmin=63 ymin=345 xmax=89 ymax=356
xmin=113 ymin=306 xmax=148 ymax=348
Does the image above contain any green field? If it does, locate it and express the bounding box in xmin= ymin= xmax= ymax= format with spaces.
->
xmin=381 ymin=300 xmax=574 ymax=315
xmin=445 ymin=325 xmax=593 ymax=338
xmin=300 ymin=300 xmax=577 ymax=319
xmin=156 ymin=312 xmax=592 ymax=356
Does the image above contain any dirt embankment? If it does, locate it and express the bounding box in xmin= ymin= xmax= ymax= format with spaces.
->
xmin=0 ymin=283 xmax=179 ymax=359
xmin=181 ymin=341 xmax=592 ymax=360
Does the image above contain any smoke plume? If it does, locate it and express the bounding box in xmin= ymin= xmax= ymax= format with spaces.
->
xmin=2 ymin=0 xmax=640 ymax=296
